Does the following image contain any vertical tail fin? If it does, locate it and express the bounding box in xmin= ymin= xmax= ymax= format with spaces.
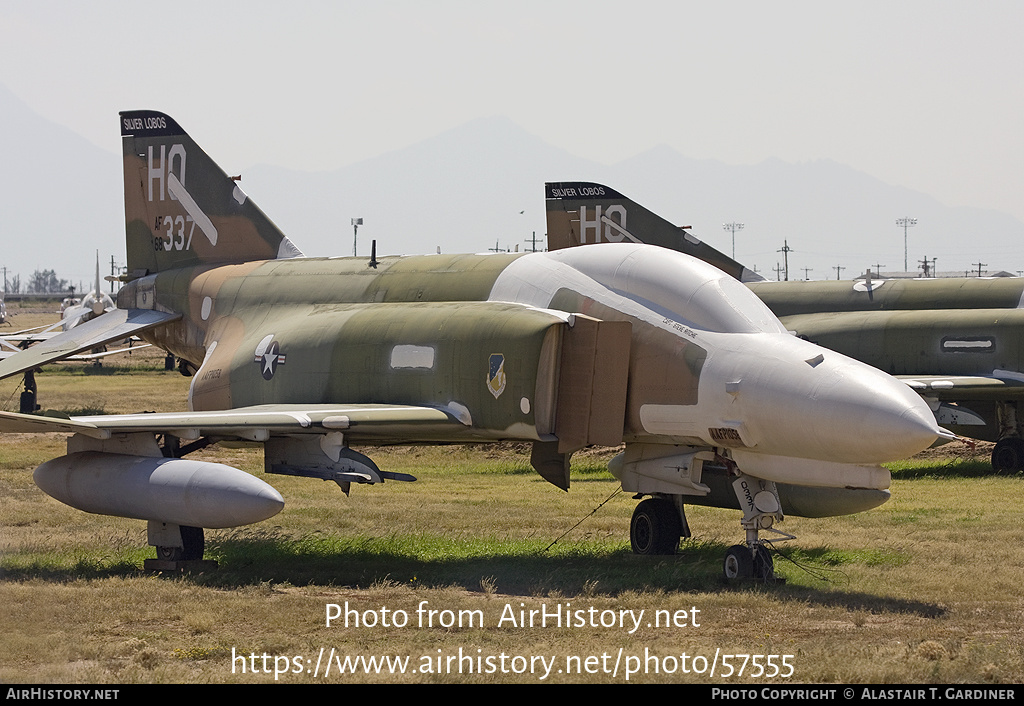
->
xmin=120 ymin=110 xmax=303 ymax=277
xmin=544 ymin=181 xmax=764 ymax=283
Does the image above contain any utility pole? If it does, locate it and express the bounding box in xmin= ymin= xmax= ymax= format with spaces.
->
xmin=802 ymin=267 xmax=813 ymax=280
xmin=834 ymin=265 xmax=846 ymax=280
xmin=919 ymin=256 xmax=937 ymax=277
xmin=873 ymin=263 xmax=886 ymax=277
xmin=351 ymin=218 xmax=363 ymax=257
xmin=896 ymin=217 xmax=917 ymax=272
xmin=972 ymin=262 xmax=987 ymax=277
xmin=773 ymin=262 xmax=784 ymax=281
xmin=524 ymin=231 xmax=543 ymax=253
xmin=777 ymin=240 xmax=793 ymax=281
xmin=489 ymin=240 xmax=504 ymax=253
xmin=723 ymin=222 xmax=744 ymax=260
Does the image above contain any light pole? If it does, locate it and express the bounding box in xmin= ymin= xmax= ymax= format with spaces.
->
xmin=723 ymin=222 xmax=744 ymax=260
xmin=896 ymin=217 xmax=916 ymax=272
xmin=351 ymin=218 xmax=363 ymax=257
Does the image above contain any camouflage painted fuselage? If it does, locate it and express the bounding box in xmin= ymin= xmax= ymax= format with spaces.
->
xmin=120 ymin=253 xmax=566 ymax=443
xmin=749 ymin=277 xmax=1024 ymax=315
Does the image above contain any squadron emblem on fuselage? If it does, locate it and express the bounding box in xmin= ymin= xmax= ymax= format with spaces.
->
xmin=487 ymin=353 xmax=506 ymax=399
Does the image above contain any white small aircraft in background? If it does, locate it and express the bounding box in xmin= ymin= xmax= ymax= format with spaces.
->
xmin=59 ymin=253 xmax=117 ymax=331
xmin=1 ymin=253 xmax=148 ymax=412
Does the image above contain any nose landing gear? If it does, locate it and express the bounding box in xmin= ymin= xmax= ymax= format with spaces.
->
xmin=723 ymin=473 xmax=791 ymax=582
xmin=723 ymin=543 xmax=775 ymax=581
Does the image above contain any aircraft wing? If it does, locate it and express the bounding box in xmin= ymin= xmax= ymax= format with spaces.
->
xmin=0 ymin=343 xmax=151 ymax=361
xmin=2 ymin=332 xmax=59 ymax=344
xmin=0 ymin=403 xmax=468 ymax=443
xmin=62 ymin=343 xmax=152 ymax=361
xmin=0 ymin=308 xmax=178 ymax=380
xmin=898 ymin=373 xmax=1024 ymax=401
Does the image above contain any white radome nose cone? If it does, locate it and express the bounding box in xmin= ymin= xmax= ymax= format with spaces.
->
xmin=730 ymin=338 xmax=945 ymax=464
xmin=805 ymin=362 xmax=943 ymax=463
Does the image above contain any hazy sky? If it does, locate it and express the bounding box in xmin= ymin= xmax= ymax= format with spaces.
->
xmin=2 ymin=1 xmax=1022 ymax=221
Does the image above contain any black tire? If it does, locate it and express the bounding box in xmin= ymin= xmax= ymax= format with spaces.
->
xmin=180 ymin=526 xmax=205 ymax=561
xmin=753 ymin=544 xmax=774 ymax=581
xmin=723 ymin=544 xmax=754 ymax=580
xmin=992 ymin=438 xmax=1024 ymax=472
xmin=630 ymin=498 xmax=682 ymax=555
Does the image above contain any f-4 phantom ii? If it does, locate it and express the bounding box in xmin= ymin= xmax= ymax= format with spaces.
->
xmin=546 ymin=181 xmax=1024 ymax=471
xmin=0 ymin=115 xmax=944 ymax=581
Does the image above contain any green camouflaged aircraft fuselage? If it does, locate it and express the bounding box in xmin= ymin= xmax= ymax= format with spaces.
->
xmin=119 ymin=253 xmax=572 ymax=443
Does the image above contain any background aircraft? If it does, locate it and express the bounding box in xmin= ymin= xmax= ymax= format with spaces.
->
xmin=545 ymin=181 xmax=1024 ymax=471
xmin=0 ymin=253 xmax=144 ymax=413
xmin=58 ymin=253 xmax=116 ymax=331
xmin=0 ymin=114 xmax=944 ymax=581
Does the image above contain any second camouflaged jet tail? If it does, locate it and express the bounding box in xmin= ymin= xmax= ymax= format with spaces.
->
xmin=545 ymin=182 xmax=763 ymax=283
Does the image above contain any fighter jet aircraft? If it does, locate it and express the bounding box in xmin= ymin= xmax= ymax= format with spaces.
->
xmin=0 ymin=252 xmax=146 ymax=413
xmin=59 ymin=253 xmax=117 ymax=331
xmin=0 ymin=115 xmax=944 ymax=581
xmin=546 ymin=182 xmax=1024 ymax=470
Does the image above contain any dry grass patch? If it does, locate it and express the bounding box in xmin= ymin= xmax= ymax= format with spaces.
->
xmin=2 ymin=367 xmax=1024 ymax=682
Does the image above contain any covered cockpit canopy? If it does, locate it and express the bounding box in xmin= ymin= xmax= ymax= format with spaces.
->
xmin=549 ymin=244 xmax=786 ymax=334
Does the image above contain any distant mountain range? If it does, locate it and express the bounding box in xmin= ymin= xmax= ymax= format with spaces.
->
xmin=2 ymin=85 xmax=1022 ymax=290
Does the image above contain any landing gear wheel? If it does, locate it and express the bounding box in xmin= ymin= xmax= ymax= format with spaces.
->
xmin=630 ymin=498 xmax=682 ymax=555
xmin=992 ymin=438 xmax=1024 ymax=472
xmin=753 ymin=544 xmax=774 ymax=581
xmin=723 ymin=544 xmax=753 ymax=580
xmin=156 ymin=544 xmax=182 ymax=561
xmin=155 ymin=526 xmax=205 ymax=562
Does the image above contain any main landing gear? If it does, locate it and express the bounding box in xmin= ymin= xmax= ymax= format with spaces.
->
xmin=154 ymin=525 xmax=205 ymax=562
xmin=629 ymin=497 xmax=687 ymax=555
xmin=993 ymin=403 xmax=1024 ymax=472
xmin=19 ymin=370 xmax=39 ymax=414
xmin=145 ymin=521 xmax=213 ymax=570
xmin=991 ymin=437 xmax=1024 ymax=472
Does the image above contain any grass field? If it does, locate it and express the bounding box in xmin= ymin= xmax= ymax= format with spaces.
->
xmin=1 ymin=312 xmax=1022 ymax=683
